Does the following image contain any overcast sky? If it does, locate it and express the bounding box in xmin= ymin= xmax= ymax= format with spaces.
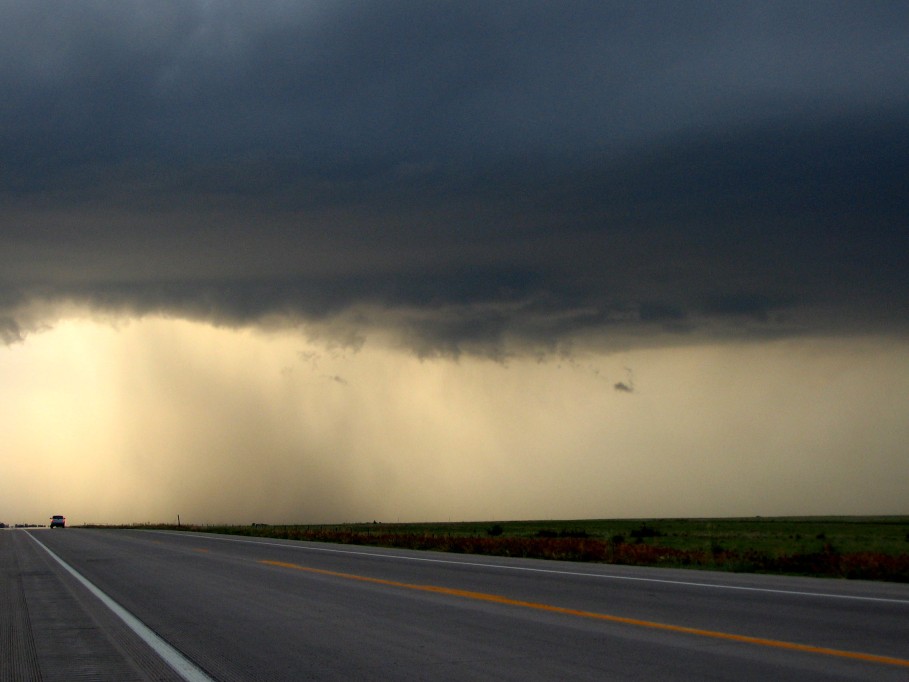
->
xmin=1 ymin=2 xmax=907 ymax=524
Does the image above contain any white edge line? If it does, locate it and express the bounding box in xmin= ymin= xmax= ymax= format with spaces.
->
xmin=142 ymin=529 xmax=909 ymax=606
xmin=26 ymin=532 xmax=214 ymax=682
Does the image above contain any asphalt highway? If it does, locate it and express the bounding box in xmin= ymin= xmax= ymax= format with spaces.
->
xmin=3 ymin=528 xmax=908 ymax=680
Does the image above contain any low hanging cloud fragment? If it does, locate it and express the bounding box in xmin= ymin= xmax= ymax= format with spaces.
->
xmin=614 ymin=367 xmax=635 ymax=393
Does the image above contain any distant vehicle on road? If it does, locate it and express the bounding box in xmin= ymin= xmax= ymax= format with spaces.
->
xmin=50 ymin=515 xmax=66 ymax=528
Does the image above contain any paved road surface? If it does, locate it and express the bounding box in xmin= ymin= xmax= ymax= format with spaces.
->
xmin=3 ymin=528 xmax=908 ymax=680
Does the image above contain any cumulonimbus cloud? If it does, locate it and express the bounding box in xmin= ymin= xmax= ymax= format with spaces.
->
xmin=1 ymin=2 xmax=907 ymax=356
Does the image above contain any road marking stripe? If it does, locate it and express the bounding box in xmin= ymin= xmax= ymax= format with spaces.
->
xmin=261 ymin=559 xmax=909 ymax=669
xmin=26 ymin=533 xmax=215 ymax=682
xmin=150 ymin=529 xmax=909 ymax=605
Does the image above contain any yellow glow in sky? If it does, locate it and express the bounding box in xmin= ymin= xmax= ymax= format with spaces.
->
xmin=1 ymin=315 xmax=907 ymax=526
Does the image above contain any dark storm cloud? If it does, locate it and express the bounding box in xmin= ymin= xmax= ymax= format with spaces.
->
xmin=2 ymin=1 xmax=908 ymax=353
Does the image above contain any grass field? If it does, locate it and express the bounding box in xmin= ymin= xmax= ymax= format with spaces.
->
xmin=120 ymin=516 xmax=909 ymax=582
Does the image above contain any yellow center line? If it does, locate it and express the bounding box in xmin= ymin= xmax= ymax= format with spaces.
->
xmin=260 ymin=559 xmax=909 ymax=669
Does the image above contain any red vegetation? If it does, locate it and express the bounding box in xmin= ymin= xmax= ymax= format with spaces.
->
xmin=215 ymin=526 xmax=909 ymax=582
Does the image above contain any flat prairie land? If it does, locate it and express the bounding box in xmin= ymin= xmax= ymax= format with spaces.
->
xmin=124 ymin=516 xmax=909 ymax=582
